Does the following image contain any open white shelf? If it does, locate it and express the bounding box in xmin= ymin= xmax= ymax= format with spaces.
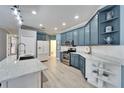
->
xmin=89 ymin=61 xmax=121 ymax=88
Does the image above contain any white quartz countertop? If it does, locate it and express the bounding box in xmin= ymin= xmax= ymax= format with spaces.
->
xmin=0 ymin=55 xmax=47 ymax=82
xmin=70 ymin=52 xmax=124 ymax=66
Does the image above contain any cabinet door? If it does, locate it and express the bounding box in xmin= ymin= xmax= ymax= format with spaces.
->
xmin=66 ymin=31 xmax=73 ymax=43
xmin=73 ymin=30 xmax=78 ymax=46
xmin=74 ymin=54 xmax=79 ymax=68
xmin=61 ymin=33 xmax=66 ymax=45
xmin=84 ymin=24 xmax=90 ymax=45
xmin=79 ymin=56 xmax=85 ymax=74
xmin=90 ymin=14 xmax=98 ymax=45
xmin=78 ymin=27 xmax=85 ymax=46
xmin=70 ymin=54 xmax=75 ymax=66
xmin=60 ymin=52 xmax=63 ymax=62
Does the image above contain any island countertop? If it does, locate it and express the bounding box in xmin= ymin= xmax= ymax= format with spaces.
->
xmin=0 ymin=55 xmax=47 ymax=82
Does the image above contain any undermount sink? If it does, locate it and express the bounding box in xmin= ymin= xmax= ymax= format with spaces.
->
xmin=19 ymin=55 xmax=35 ymax=61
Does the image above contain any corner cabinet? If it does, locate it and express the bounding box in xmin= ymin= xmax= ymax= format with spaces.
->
xmin=90 ymin=14 xmax=99 ymax=45
xmin=84 ymin=24 xmax=90 ymax=45
xmin=78 ymin=27 xmax=85 ymax=46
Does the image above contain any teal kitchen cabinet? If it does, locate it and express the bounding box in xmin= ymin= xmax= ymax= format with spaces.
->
xmin=74 ymin=54 xmax=79 ymax=68
xmin=70 ymin=53 xmax=79 ymax=69
xmin=37 ymin=32 xmax=49 ymax=41
xmin=84 ymin=24 xmax=90 ymax=45
xmin=99 ymin=5 xmax=120 ymax=45
xmin=90 ymin=14 xmax=99 ymax=45
xmin=73 ymin=30 xmax=78 ymax=46
xmin=61 ymin=33 xmax=66 ymax=45
xmin=78 ymin=27 xmax=85 ymax=46
xmin=79 ymin=55 xmax=85 ymax=77
xmin=66 ymin=31 xmax=73 ymax=43
xmin=70 ymin=54 xmax=75 ymax=66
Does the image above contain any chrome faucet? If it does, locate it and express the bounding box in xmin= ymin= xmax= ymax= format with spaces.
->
xmin=17 ymin=43 xmax=26 ymax=59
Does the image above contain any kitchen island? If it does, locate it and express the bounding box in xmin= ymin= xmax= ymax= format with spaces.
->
xmin=0 ymin=55 xmax=47 ymax=88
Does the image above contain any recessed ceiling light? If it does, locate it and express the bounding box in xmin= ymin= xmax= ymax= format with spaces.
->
xmin=62 ymin=22 xmax=66 ymax=26
xmin=32 ymin=10 xmax=37 ymax=15
xmin=74 ymin=15 xmax=79 ymax=19
xmin=54 ymin=27 xmax=58 ymax=31
xmin=39 ymin=24 xmax=43 ymax=27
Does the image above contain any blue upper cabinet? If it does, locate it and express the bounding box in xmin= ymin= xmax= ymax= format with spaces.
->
xmin=90 ymin=14 xmax=99 ymax=45
xmin=37 ymin=32 xmax=49 ymax=41
xmin=73 ymin=29 xmax=78 ymax=46
xmin=60 ymin=5 xmax=124 ymax=46
xmin=61 ymin=33 xmax=66 ymax=45
xmin=66 ymin=31 xmax=73 ymax=43
xmin=99 ymin=5 xmax=120 ymax=45
xmin=84 ymin=24 xmax=90 ymax=45
xmin=78 ymin=27 xmax=85 ymax=46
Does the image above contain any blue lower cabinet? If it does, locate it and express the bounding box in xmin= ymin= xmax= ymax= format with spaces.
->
xmin=70 ymin=54 xmax=75 ymax=66
xmin=70 ymin=54 xmax=86 ymax=79
xmin=60 ymin=52 xmax=63 ymax=62
xmin=74 ymin=55 xmax=79 ymax=68
xmin=121 ymin=65 xmax=124 ymax=88
xmin=79 ymin=56 xmax=85 ymax=75
xmin=70 ymin=54 xmax=79 ymax=69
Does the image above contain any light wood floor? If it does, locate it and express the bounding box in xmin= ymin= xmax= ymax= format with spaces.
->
xmin=43 ymin=56 xmax=94 ymax=88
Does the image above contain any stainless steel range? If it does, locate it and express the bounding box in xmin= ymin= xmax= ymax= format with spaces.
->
xmin=61 ymin=48 xmax=76 ymax=65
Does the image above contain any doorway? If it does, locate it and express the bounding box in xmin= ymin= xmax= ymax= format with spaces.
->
xmin=7 ymin=34 xmax=17 ymax=56
xmin=50 ymin=40 xmax=56 ymax=57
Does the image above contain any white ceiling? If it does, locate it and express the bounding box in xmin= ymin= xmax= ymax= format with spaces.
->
xmin=0 ymin=5 xmax=19 ymax=33
xmin=0 ymin=5 xmax=100 ymax=35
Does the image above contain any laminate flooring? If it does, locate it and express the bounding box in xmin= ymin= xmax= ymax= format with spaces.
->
xmin=43 ymin=56 xmax=94 ymax=88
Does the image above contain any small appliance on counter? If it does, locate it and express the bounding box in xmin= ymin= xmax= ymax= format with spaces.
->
xmin=65 ymin=41 xmax=71 ymax=46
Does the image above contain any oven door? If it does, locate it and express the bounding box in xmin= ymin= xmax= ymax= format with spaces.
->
xmin=62 ymin=53 xmax=70 ymax=65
